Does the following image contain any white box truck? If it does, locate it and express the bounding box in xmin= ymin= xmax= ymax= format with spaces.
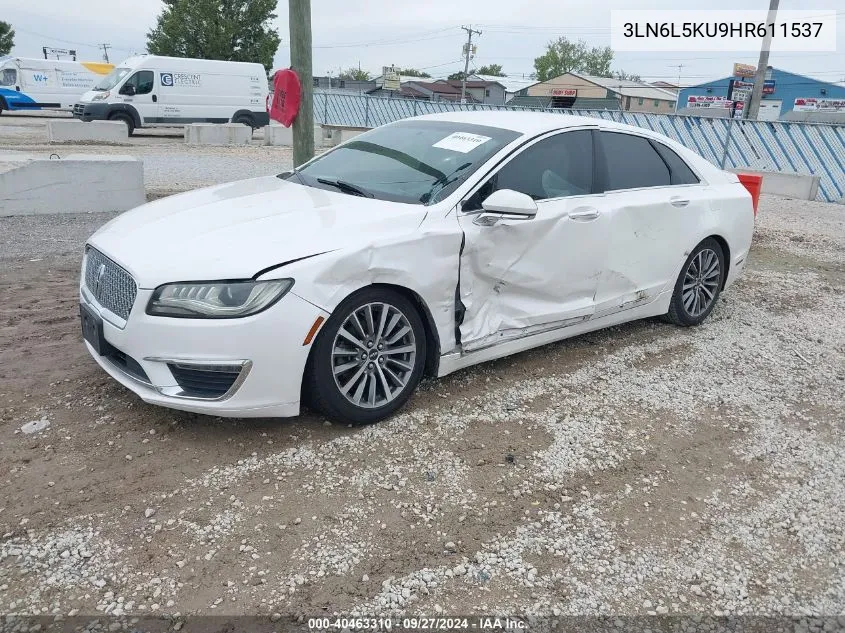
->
xmin=0 ymin=57 xmax=114 ymax=113
xmin=73 ymin=55 xmax=269 ymax=135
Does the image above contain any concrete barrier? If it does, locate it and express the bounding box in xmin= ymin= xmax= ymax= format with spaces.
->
xmin=185 ymin=123 xmax=252 ymax=146
xmin=48 ymin=120 xmax=129 ymax=144
xmin=0 ymin=152 xmax=145 ymax=216
xmin=322 ymin=125 xmax=371 ymax=147
xmin=728 ymin=168 xmax=821 ymax=201
xmin=263 ymin=124 xmax=324 ymax=148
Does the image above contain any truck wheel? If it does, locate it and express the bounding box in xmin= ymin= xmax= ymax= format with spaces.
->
xmin=109 ymin=112 xmax=135 ymax=136
xmin=0 ymin=97 xmax=6 ymax=115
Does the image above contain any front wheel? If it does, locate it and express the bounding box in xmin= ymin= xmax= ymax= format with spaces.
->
xmin=109 ymin=112 xmax=135 ymax=136
xmin=666 ymin=238 xmax=726 ymax=326
xmin=306 ymin=288 xmax=427 ymax=424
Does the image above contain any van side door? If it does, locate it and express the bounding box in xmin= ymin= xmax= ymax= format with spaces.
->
xmin=118 ymin=70 xmax=156 ymax=124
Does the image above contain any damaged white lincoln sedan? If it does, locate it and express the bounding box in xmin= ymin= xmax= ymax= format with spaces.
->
xmin=80 ymin=112 xmax=754 ymax=424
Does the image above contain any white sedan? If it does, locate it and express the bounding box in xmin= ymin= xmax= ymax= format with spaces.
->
xmin=80 ymin=112 xmax=754 ymax=424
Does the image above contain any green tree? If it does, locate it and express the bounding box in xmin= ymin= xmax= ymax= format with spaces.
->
xmin=477 ymin=64 xmax=505 ymax=76
xmin=448 ymin=64 xmax=505 ymax=81
xmin=146 ymin=0 xmax=280 ymax=71
xmin=397 ymin=68 xmax=431 ymax=78
xmin=339 ymin=67 xmax=371 ymax=81
xmin=0 ymin=21 xmax=14 ymax=56
xmin=612 ymin=70 xmax=642 ymax=82
xmin=533 ymin=37 xmax=613 ymax=81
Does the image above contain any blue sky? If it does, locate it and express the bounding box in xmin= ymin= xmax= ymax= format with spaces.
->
xmin=4 ymin=0 xmax=844 ymax=85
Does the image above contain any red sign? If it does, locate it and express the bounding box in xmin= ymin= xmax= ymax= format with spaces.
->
xmin=550 ymin=88 xmax=577 ymax=97
xmin=269 ymin=69 xmax=302 ymax=128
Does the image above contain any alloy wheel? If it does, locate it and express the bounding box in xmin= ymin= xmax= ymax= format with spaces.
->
xmin=682 ymin=248 xmax=721 ymax=317
xmin=331 ymin=302 xmax=417 ymax=408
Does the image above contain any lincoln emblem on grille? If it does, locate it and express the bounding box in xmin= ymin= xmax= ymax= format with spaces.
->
xmin=94 ymin=263 xmax=106 ymax=296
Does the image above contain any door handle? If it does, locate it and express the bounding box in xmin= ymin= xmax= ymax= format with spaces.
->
xmin=569 ymin=207 xmax=600 ymax=221
xmin=670 ymin=197 xmax=690 ymax=208
xmin=152 ymin=95 xmax=158 ymax=102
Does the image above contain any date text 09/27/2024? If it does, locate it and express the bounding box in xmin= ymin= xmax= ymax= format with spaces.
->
xmin=307 ymin=616 xmax=526 ymax=630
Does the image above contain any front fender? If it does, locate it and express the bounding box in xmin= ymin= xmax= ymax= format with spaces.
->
xmin=257 ymin=224 xmax=463 ymax=356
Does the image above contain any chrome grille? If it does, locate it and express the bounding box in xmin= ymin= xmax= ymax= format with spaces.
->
xmin=72 ymin=103 xmax=84 ymax=117
xmin=84 ymin=247 xmax=137 ymax=321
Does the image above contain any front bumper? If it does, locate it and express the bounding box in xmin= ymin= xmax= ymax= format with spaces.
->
xmin=73 ymin=101 xmax=109 ymax=121
xmin=80 ymin=284 xmax=329 ymax=418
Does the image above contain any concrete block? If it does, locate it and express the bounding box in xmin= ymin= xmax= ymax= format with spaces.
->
xmin=338 ymin=128 xmax=366 ymax=143
xmin=728 ymin=168 xmax=821 ymax=201
xmin=263 ymin=124 xmax=324 ymax=148
xmin=321 ymin=125 xmax=371 ymax=147
xmin=48 ymin=120 xmax=129 ymax=144
xmin=185 ymin=123 xmax=252 ymax=146
xmin=0 ymin=152 xmax=145 ymax=216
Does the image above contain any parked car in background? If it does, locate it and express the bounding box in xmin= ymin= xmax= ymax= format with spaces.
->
xmin=79 ymin=112 xmax=754 ymax=424
xmin=73 ymin=54 xmax=269 ymax=134
xmin=0 ymin=57 xmax=113 ymax=113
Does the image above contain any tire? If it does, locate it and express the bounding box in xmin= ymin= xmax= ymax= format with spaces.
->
xmin=666 ymin=238 xmax=726 ymax=327
xmin=109 ymin=112 xmax=135 ymax=136
xmin=306 ymin=287 xmax=427 ymax=424
xmin=0 ymin=97 xmax=6 ymax=115
xmin=233 ymin=113 xmax=256 ymax=129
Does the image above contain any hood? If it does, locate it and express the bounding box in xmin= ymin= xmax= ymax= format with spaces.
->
xmin=88 ymin=176 xmax=428 ymax=288
xmin=79 ymin=90 xmax=98 ymax=102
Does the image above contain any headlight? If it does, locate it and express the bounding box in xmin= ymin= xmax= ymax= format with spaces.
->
xmin=91 ymin=91 xmax=110 ymax=101
xmin=146 ymin=279 xmax=294 ymax=318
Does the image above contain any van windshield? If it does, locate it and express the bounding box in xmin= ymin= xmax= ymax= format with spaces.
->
xmin=94 ymin=67 xmax=131 ymax=91
xmin=283 ymin=120 xmax=520 ymax=205
xmin=0 ymin=68 xmax=16 ymax=87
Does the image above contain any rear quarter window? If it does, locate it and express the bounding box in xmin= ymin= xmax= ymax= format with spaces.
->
xmin=651 ymin=141 xmax=700 ymax=185
xmin=597 ymin=131 xmax=670 ymax=191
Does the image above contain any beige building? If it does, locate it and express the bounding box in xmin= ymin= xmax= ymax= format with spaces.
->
xmin=523 ymin=72 xmax=677 ymax=113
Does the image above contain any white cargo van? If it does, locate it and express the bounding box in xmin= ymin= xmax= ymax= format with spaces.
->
xmin=73 ymin=55 xmax=269 ymax=134
xmin=0 ymin=57 xmax=113 ymax=113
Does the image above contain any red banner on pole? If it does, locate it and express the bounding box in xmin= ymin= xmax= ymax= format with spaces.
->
xmin=269 ymin=68 xmax=302 ymax=128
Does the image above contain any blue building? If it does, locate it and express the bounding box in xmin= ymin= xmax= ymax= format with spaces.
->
xmin=677 ymin=67 xmax=845 ymax=121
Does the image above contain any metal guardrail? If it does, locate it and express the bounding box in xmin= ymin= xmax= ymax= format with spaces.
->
xmin=313 ymin=91 xmax=845 ymax=203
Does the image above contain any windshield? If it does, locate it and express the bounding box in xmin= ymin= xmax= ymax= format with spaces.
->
xmin=286 ymin=120 xmax=520 ymax=205
xmin=0 ymin=68 xmax=16 ymax=87
xmin=94 ymin=67 xmax=131 ymax=91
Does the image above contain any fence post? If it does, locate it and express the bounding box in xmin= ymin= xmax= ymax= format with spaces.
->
xmin=720 ymin=117 xmax=735 ymax=169
xmin=323 ymin=93 xmax=328 ymax=125
xmin=365 ymin=96 xmax=370 ymax=127
xmin=413 ymin=100 xmax=418 ymax=117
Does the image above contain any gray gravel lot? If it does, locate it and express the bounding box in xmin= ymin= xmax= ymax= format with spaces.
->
xmin=0 ymin=113 xmax=292 ymax=198
xmin=1 ymin=112 xmax=844 ymax=626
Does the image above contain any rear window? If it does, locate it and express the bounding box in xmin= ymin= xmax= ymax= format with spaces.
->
xmin=651 ymin=141 xmax=700 ymax=185
xmin=598 ymin=132 xmax=670 ymax=191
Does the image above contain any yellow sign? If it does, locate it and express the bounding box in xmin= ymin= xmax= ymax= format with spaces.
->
xmin=733 ymin=63 xmax=756 ymax=78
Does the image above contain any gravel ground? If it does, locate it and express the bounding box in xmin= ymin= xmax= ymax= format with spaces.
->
xmin=0 ymin=113 xmax=292 ymax=198
xmin=0 ymin=194 xmax=843 ymax=628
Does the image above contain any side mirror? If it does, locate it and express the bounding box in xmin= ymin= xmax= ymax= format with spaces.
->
xmin=120 ymin=84 xmax=136 ymax=96
xmin=480 ymin=189 xmax=538 ymax=218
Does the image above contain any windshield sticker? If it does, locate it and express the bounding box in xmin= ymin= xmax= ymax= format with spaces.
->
xmin=433 ymin=132 xmax=492 ymax=153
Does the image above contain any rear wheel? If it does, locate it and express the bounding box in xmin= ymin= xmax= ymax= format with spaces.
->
xmin=109 ymin=112 xmax=135 ymax=136
xmin=306 ymin=288 xmax=426 ymax=424
xmin=233 ymin=113 xmax=256 ymax=128
xmin=0 ymin=97 xmax=7 ymax=115
xmin=666 ymin=238 xmax=726 ymax=326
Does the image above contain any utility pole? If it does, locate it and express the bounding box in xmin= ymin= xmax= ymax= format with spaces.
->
xmin=99 ymin=43 xmax=111 ymax=63
xmin=289 ymin=0 xmax=314 ymax=167
xmin=746 ymin=0 xmax=779 ymax=120
xmin=672 ymin=64 xmax=684 ymax=112
xmin=459 ymin=25 xmax=481 ymax=104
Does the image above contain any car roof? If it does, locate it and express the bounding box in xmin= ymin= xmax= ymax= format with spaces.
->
xmin=412 ymin=110 xmax=633 ymax=136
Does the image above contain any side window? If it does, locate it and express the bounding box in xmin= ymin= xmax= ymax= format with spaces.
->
xmin=126 ymin=70 xmax=154 ymax=95
xmin=651 ymin=141 xmax=700 ymax=185
xmin=464 ymin=130 xmax=594 ymax=210
xmin=0 ymin=68 xmax=16 ymax=87
xmin=597 ymin=132 xmax=670 ymax=191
